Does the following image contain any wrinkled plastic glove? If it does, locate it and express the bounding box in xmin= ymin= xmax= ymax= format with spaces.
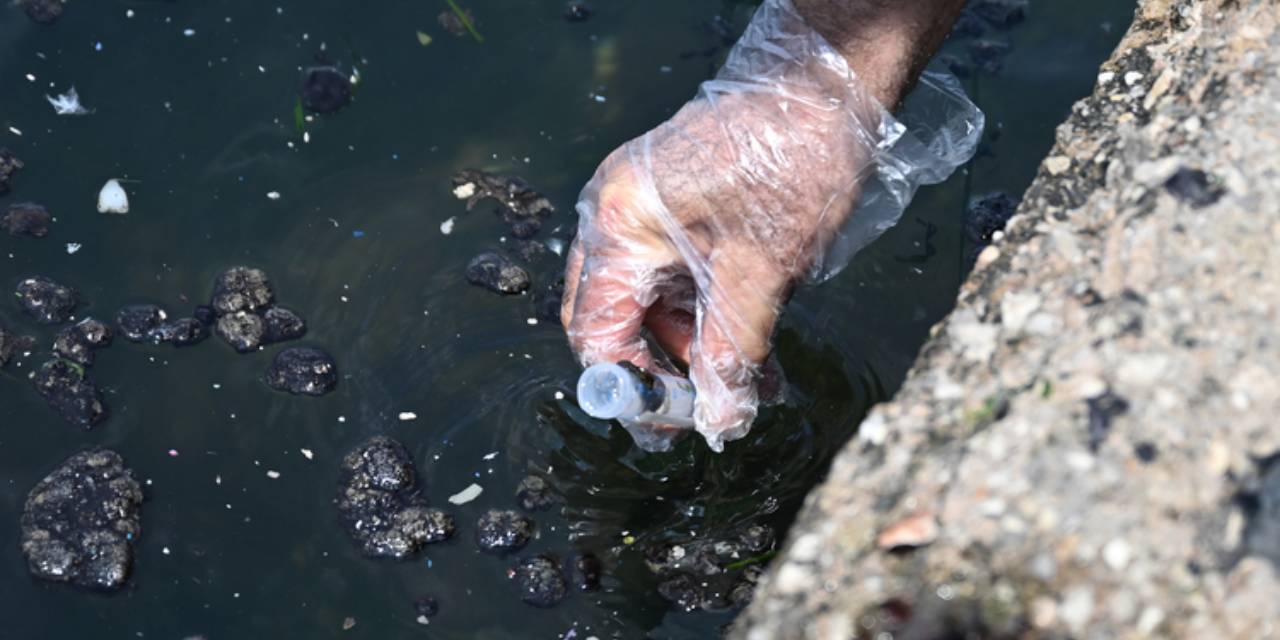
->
xmin=563 ymin=0 xmax=981 ymax=452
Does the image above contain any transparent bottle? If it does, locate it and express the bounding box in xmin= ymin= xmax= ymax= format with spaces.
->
xmin=576 ymin=362 xmax=696 ymax=429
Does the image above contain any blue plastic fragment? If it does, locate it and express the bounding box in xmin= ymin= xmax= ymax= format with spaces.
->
xmin=352 ymin=230 xmax=365 ymax=238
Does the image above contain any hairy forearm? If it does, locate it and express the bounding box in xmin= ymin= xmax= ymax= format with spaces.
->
xmin=792 ymin=0 xmax=966 ymax=106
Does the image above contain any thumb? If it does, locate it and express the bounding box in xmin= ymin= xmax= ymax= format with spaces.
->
xmin=687 ymin=259 xmax=787 ymax=451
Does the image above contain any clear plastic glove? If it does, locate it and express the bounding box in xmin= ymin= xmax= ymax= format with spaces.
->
xmin=563 ymin=0 xmax=982 ymax=452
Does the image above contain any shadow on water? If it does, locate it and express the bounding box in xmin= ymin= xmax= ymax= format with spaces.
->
xmin=0 ymin=0 xmax=1133 ymax=638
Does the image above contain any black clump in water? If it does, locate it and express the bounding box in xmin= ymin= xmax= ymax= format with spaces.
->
xmin=475 ymin=509 xmax=535 ymax=554
xmin=0 ymin=323 xmax=37 ymax=368
xmin=15 ymin=276 xmax=77 ymax=325
xmin=1164 ymin=168 xmax=1223 ymax=208
xmin=20 ymin=450 xmax=142 ymax=591
xmin=215 ymin=312 xmax=265 ymax=352
xmin=968 ymin=39 xmax=1012 ymax=75
xmin=572 ymin=553 xmax=602 ymax=592
xmin=969 ymin=0 xmax=1028 ymax=29
xmin=413 ymin=596 xmax=439 ymax=619
xmin=53 ymin=318 xmax=113 ymax=366
xmin=211 ymin=266 xmax=275 ymax=315
xmin=265 ymin=347 xmax=337 ymax=396
xmin=564 ymin=1 xmax=592 ymax=22
xmin=1086 ymin=391 xmax=1129 ymax=452
xmin=2 ymin=202 xmax=52 ymax=237
xmin=965 ymin=191 xmax=1020 ymax=248
xmin=32 ymin=360 xmax=107 ymax=428
xmin=193 ymin=305 xmax=217 ymax=326
xmin=510 ymin=555 xmax=568 ymax=608
xmin=299 ymin=66 xmax=352 ymax=115
xmin=147 ymin=318 xmax=208 ymax=347
xmin=645 ymin=523 xmax=776 ymax=612
xmin=335 ymin=436 xmax=456 ymax=559
xmin=0 ymin=148 xmax=24 ymax=194
xmin=17 ymin=0 xmax=63 ymax=24
xmin=467 ymin=252 xmax=532 ymax=295
xmin=262 ymin=306 xmax=307 ymax=343
xmin=516 ymin=475 xmax=555 ymax=511
xmin=116 ymin=304 xmax=168 ymax=342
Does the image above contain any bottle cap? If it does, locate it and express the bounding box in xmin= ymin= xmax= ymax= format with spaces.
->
xmin=577 ymin=363 xmax=643 ymax=420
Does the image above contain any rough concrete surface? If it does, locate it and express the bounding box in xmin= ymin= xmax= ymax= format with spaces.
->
xmin=737 ymin=1 xmax=1280 ymax=638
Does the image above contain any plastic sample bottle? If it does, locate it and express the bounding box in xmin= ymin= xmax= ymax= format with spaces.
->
xmin=576 ymin=362 xmax=696 ymax=428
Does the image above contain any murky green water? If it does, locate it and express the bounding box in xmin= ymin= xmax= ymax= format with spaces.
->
xmin=0 ymin=2 xmax=1131 ymax=638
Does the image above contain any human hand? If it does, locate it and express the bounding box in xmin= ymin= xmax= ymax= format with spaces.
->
xmin=562 ymin=0 xmax=981 ymax=452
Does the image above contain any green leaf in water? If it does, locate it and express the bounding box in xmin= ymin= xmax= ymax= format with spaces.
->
xmin=59 ymin=359 xmax=86 ymax=378
xmin=724 ymin=549 xmax=777 ymax=572
xmin=444 ymin=0 xmax=484 ymax=43
xmin=293 ymin=98 xmax=305 ymax=134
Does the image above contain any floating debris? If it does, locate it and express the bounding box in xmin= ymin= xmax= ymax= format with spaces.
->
xmin=20 ymin=450 xmax=142 ymax=590
xmin=0 ymin=149 xmax=24 ymax=194
xmin=97 ymin=179 xmax=129 ymax=214
xmin=466 ymin=252 xmax=531 ymax=295
xmin=18 ymin=0 xmax=63 ymax=24
xmin=15 ymin=276 xmax=77 ymax=324
xmin=65 ymin=243 xmax=81 ymax=255
xmin=416 ymin=31 xmax=433 ymax=46
xmin=475 ymin=509 xmax=534 ymax=553
xmin=398 ymin=411 xmax=418 ymax=421
xmin=336 ymin=436 xmax=456 ymax=559
xmin=2 ymin=202 xmax=52 ymax=237
xmin=510 ymin=554 xmax=567 ymax=607
xmin=448 ymin=483 xmax=483 ymax=505
xmin=440 ymin=216 xmax=456 ymax=235
xmin=45 ymin=87 xmax=92 ymax=116
xmin=265 ymin=347 xmax=338 ymax=396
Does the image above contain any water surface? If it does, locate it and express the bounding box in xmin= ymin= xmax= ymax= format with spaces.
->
xmin=0 ymin=2 xmax=1132 ymax=638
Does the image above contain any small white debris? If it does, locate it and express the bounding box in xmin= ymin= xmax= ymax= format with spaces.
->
xmin=126 ymin=9 xmax=134 ymax=18
xmin=162 ymin=546 xmax=171 ymax=555
xmin=215 ymin=475 xmax=222 ymax=485
xmin=7 ymin=126 xmax=21 ymax=136
xmin=1097 ymin=71 xmax=1115 ymax=85
xmin=65 ymin=243 xmax=82 ymax=255
xmin=97 ymin=179 xmax=130 ymax=214
xmin=554 ymin=391 xmax=565 ymax=400
xmin=592 ymin=94 xmax=607 ymax=103
xmin=398 ymin=412 xmax=418 ymax=421
xmin=25 ymin=73 xmax=36 ymax=82
xmin=546 ymin=237 xmax=566 ymax=256
xmin=452 ymin=183 xmax=476 ymax=199
xmin=482 ymin=451 xmax=499 ymax=461
xmin=46 ymin=87 xmax=92 ymax=116
xmin=300 ymin=448 xmax=314 ymax=460
xmin=447 ymin=483 xmax=484 ymax=505
xmin=439 ymin=216 xmax=456 ymax=235
xmin=337 ymin=416 xmax=346 ymax=423
xmin=266 ymin=470 xmax=281 ymax=479
xmin=303 ymin=131 xmax=311 ymax=144
xmin=526 ymin=318 xmax=538 ymax=326
xmin=183 ymin=28 xmax=196 ymax=37
xmin=212 ymin=383 xmax=221 ymax=389
xmin=266 ymin=191 xmax=281 ymax=200
xmin=1123 ymin=71 xmax=1144 ymax=87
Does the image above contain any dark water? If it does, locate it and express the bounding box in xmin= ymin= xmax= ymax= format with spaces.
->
xmin=0 ymin=2 xmax=1131 ymax=638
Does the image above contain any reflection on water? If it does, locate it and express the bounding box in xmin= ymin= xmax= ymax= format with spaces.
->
xmin=0 ymin=1 xmax=1131 ymax=638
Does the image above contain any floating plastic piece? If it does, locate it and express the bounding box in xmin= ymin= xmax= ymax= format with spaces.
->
xmin=97 ymin=179 xmax=128 ymax=214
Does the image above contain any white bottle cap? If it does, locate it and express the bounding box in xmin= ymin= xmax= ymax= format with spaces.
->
xmin=576 ymin=363 xmax=643 ymax=420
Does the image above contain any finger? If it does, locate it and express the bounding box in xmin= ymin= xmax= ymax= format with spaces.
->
xmin=687 ymin=259 xmax=788 ymax=450
xmin=560 ymin=238 xmax=585 ymax=329
xmin=566 ymin=255 xmax=656 ymax=370
xmin=645 ymin=299 xmax=694 ymax=365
